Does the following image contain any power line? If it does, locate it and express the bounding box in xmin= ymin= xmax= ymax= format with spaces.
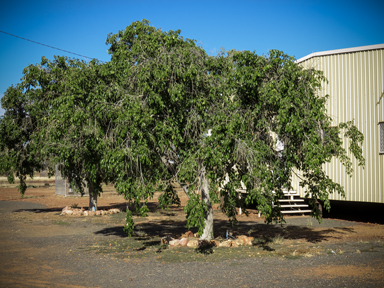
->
xmin=0 ymin=30 xmax=107 ymax=63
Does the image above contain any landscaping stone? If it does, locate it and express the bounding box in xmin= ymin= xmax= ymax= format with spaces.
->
xmin=231 ymin=241 xmax=239 ymax=248
xmin=219 ymin=240 xmax=232 ymax=248
xmin=59 ymin=206 xmax=120 ymax=217
xmin=244 ymin=237 xmax=254 ymax=246
xmin=181 ymin=231 xmax=194 ymax=238
xmin=179 ymin=238 xmax=188 ymax=247
xmin=187 ymin=240 xmax=199 ymax=248
xmin=108 ymin=208 xmax=120 ymax=214
xmin=169 ymin=239 xmax=180 ymax=247
xmin=63 ymin=209 xmax=73 ymax=215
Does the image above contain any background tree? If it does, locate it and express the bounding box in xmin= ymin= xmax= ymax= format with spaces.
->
xmin=0 ymin=56 xmax=121 ymax=210
xmin=0 ymin=80 xmax=46 ymax=194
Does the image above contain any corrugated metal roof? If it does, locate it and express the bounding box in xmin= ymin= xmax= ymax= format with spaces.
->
xmin=296 ymin=44 xmax=384 ymax=63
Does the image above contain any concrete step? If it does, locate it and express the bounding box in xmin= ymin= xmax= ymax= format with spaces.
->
xmin=282 ymin=190 xmax=297 ymax=194
xmin=282 ymin=194 xmax=301 ymax=197
xmin=280 ymin=204 xmax=309 ymax=208
xmin=281 ymin=209 xmax=312 ymax=214
xmin=278 ymin=199 xmax=305 ymax=202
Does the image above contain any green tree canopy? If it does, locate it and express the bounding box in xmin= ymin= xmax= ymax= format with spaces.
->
xmin=0 ymin=19 xmax=364 ymax=240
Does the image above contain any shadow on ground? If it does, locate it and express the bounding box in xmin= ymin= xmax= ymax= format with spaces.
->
xmin=94 ymin=218 xmax=357 ymax=244
xmin=11 ymin=203 xmax=127 ymax=214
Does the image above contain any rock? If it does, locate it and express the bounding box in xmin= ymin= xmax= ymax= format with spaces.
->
xmin=194 ymin=232 xmax=199 ymax=238
xmin=237 ymin=235 xmax=248 ymax=241
xmin=185 ymin=231 xmax=194 ymax=238
xmin=72 ymin=209 xmax=82 ymax=216
xmin=83 ymin=210 xmax=89 ymax=216
xmin=63 ymin=209 xmax=73 ymax=215
xmin=109 ymin=208 xmax=120 ymax=214
xmin=236 ymin=235 xmax=253 ymax=245
xmin=88 ymin=211 xmax=95 ymax=216
xmin=219 ymin=240 xmax=232 ymax=248
xmin=234 ymin=239 xmax=244 ymax=246
xmin=244 ymin=237 xmax=254 ymax=246
xmin=169 ymin=239 xmax=180 ymax=247
xmin=236 ymin=235 xmax=248 ymax=246
xmin=61 ymin=206 xmax=72 ymax=214
xmin=210 ymin=240 xmax=220 ymax=247
xmin=231 ymin=241 xmax=239 ymax=248
xmin=101 ymin=210 xmax=106 ymax=215
xmin=187 ymin=240 xmax=199 ymax=248
xmin=179 ymin=238 xmax=189 ymax=247
xmin=96 ymin=210 xmax=101 ymax=216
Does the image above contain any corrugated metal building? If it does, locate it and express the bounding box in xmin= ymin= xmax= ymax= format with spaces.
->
xmin=293 ymin=44 xmax=384 ymax=204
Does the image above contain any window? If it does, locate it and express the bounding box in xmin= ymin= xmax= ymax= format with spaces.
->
xmin=380 ymin=122 xmax=384 ymax=154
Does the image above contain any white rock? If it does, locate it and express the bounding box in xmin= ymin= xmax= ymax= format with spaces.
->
xmin=187 ymin=240 xmax=199 ymax=248
xmin=64 ymin=210 xmax=73 ymax=215
xmin=62 ymin=206 xmax=71 ymax=212
xmin=219 ymin=240 xmax=232 ymax=248
xmin=179 ymin=238 xmax=188 ymax=247
xmin=169 ymin=239 xmax=180 ymax=247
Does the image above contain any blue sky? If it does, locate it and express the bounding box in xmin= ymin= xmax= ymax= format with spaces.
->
xmin=1 ymin=0 xmax=383 ymax=116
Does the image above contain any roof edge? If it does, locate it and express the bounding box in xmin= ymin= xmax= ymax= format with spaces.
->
xmin=296 ymin=43 xmax=384 ymax=63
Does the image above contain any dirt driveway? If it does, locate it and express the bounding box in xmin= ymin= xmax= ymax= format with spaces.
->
xmin=0 ymin=184 xmax=384 ymax=287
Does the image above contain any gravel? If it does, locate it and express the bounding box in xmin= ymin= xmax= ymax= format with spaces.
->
xmin=0 ymin=201 xmax=383 ymax=288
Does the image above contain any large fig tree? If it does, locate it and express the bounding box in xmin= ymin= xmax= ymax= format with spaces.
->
xmin=0 ymin=20 xmax=364 ymax=241
xmin=103 ymin=20 xmax=364 ymax=239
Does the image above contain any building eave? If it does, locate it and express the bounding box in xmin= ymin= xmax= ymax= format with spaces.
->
xmin=296 ymin=43 xmax=384 ymax=64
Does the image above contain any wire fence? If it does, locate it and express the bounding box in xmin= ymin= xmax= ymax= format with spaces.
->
xmin=55 ymin=164 xmax=88 ymax=197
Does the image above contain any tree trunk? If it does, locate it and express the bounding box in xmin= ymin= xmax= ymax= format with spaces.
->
xmin=88 ymin=182 xmax=98 ymax=211
xmin=200 ymin=170 xmax=214 ymax=241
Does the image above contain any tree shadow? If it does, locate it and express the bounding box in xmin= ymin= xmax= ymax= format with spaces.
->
xmin=195 ymin=244 xmax=214 ymax=255
xmin=13 ymin=207 xmax=62 ymax=213
xmin=252 ymin=236 xmax=275 ymax=251
xmin=11 ymin=202 xmax=126 ymax=214
xmin=93 ymin=218 xmax=358 ymax=244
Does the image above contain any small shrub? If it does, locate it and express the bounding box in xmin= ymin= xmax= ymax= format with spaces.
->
xmin=135 ymin=230 xmax=147 ymax=237
xmin=272 ymin=234 xmax=284 ymax=244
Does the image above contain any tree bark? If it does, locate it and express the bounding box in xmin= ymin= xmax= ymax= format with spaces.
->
xmin=200 ymin=169 xmax=214 ymax=241
xmin=88 ymin=182 xmax=98 ymax=211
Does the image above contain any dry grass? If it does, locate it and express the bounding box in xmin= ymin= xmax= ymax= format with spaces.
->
xmin=272 ymin=234 xmax=285 ymax=244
